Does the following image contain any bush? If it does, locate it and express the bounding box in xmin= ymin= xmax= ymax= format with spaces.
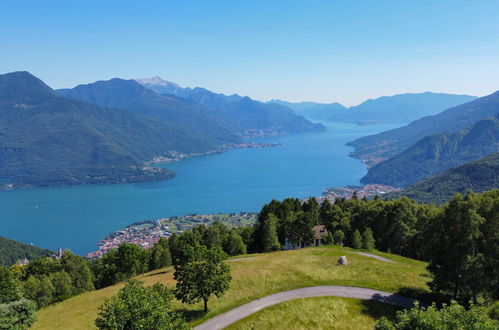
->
xmin=0 ymin=299 xmax=37 ymax=330
xmin=374 ymin=302 xmax=496 ymax=329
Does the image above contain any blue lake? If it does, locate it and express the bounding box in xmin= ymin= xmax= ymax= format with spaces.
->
xmin=0 ymin=122 xmax=397 ymax=254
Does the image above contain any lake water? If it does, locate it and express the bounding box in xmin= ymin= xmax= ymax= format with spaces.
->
xmin=0 ymin=122 xmax=397 ymax=254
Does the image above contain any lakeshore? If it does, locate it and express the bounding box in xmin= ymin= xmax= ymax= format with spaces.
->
xmin=0 ymin=122 xmax=399 ymax=254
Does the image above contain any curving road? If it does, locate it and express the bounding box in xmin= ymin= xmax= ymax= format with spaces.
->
xmin=194 ymin=286 xmax=414 ymax=330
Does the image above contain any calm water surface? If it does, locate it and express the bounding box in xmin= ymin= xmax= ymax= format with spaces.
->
xmin=0 ymin=122 xmax=397 ymax=254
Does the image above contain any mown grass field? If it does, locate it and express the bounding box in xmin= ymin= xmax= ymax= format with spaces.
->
xmin=228 ymin=296 xmax=401 ymax=330
xmin=32 ymin=246 xmax=429 ymax=329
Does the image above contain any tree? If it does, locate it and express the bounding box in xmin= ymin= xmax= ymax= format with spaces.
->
xmin=168 ymin=231 xmax=201 ymax=265
xmin=95 ymin=281 xmax=188 ymax=330
xmin=60 ymin=251 xmax=94 ymax=294
xmin=332 ymin=230 xmax=345 ymax=246
xmin=149 ymin=242 xmax=172 ymax=270
xmin=374 ymin=302 xmax=496 ymax=329
xmin=174 ymin=246 xmax=231 ymax=313
xmin=222 ymin=230 xmax=247 ymax=256
xmin=351 ymin=230 xmax=362 ymax=250
xmin=0 ymin=299 xmax=37 ymax=330
xmin=427 ymin=191 xmax=498 ymax=303
xmin=0 ymin=266 xmax=22 ymax=304
xmin=362 ymin=228 xmax=375 ymax=251
xmin=23 ymin=275 xmax=54 ymax=308
xmin=49 ymin=271 xmax=73 ymax=302
xmin=261 ymin=214 xmax=281 ymax=252
xmin=286 ymin=212 xmax=315 ymax=248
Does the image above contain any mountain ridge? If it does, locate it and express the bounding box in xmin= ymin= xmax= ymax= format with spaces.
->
xmin=347 ymin=91 xmax=499 ymax=165
xmin=136 ymin=76 xmax=326 ymax=136
xmin=360 ymin=114 xmax=499 ymax=186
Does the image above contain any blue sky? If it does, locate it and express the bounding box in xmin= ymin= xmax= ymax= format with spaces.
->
xmin=1 ymin=0 xmax=498 ymax=105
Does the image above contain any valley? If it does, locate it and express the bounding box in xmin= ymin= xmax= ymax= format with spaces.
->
xmin=0 ymin=122 xmax=398 ymax=254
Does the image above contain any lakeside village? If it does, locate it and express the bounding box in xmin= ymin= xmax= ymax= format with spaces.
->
xmin=148 ymin=142 xmax=280 ymax=164
xmin=86 ymin=184 xmax=399 ymax=259
xmin=86 ymin=213 xmax=257 ymax=259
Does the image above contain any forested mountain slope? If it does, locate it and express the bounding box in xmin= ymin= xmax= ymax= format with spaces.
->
xmin=385 ymin=153 xmax=499 ymax=204
xmin=57 ymin=79 xmax=240 ymax=145
xmin=0 ymin=72 xmax=224 ymax=188
xmin=0 ymin=236 xmax=52 ymax=266
xmin=361 ymin=115 xmax=499 ymax=186
xmin=347 ymin=91 xmax=499 ymax=165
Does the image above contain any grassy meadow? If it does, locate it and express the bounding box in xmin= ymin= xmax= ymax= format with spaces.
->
xmin=228 ymin=296 xmax=401 ymax=330
xmin=32 ymin=246 xmax=429 ymax=329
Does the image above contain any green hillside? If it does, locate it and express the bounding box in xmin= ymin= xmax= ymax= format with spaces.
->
xmin=32 ymin=246 xmax=428 ymax=329
xmin=0 ymin=236 xmax=52 ymax=266
xmin=386 ymin=153 xmax=499 ymax=204
xmin=348 ymin=91 xmax=499 ymax=165
xmin=361 ymin=115 xmax=499 ymax=186
xmin=57 ymin=78 xmax=240 ymax=146
xmin=0 ymin=72 xmax=227 ymax=188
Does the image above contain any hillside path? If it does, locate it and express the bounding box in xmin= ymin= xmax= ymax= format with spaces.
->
xmin=354 ymin=252 xmax=396 ymax=263
xmin=193 ymin=286 xmax=414 ymax=330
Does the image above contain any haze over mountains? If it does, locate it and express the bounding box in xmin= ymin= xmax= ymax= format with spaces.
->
xmin=271 ymin=92 xmax=476 ymax=125
xmin=136 ymin=76 xmax=325 ymax=136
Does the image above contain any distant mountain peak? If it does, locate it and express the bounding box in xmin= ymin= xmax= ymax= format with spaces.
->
xmin=0 ymin=71 xmax=54 ymax=103
xmin=135 ymin=76 xmax=180 ymax=88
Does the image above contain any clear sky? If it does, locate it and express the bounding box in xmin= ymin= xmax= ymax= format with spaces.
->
xmin=1 ymin=0 xmax=498 ymax=106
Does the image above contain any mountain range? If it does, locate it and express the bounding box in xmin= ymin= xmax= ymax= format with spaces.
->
xmin=136 ymin=77 xmax=325 ymax=136
xmin=0 ymin=72 xmax=324 ymax=188
xmin=347 ymin=91 xmax=499 ymax=165
xmin=361 ymin=114 xmax=499 ymax=186
xmin=271 ymin=92 xmax=476 ymax=125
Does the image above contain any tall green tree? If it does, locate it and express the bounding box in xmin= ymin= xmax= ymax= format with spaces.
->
xmin=332 ymin=230 xmax=345 ymax=246
xmin=0 ymin=266 xmax=22 ymax=304
xmin=427 ymin=191 xmax=499 ymax=303
xmin=351 ymin=230 xmax=362 ymax=250
xmin=222 ymin=230 xmax=247 ymax=256
xmin=95 ymin=281 xmax=188 ymax=330
xmin=60 ymin=251 xmax=94 ymax=294
xmin=23 ymin=275 xmax=54 ymax=308
xmin=261 ymin=214 xmax=281 ymax=252
xmin=174 ymin=246 xmax=231 ymax=313
xmin=286 ymin=212 xmax=315 ymax=248
xmin=362 ymin=228 xmax=375 ymax=251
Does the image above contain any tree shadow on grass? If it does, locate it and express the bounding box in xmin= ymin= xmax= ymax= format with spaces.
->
xmin=396 ymin=287 xmax=435 ymax=306
xmin=146 ymin=269 xmax=171 ymax=277
xmin=175 ymin=308 xmax=205 ymax=322
xmin=360 ymin=299 xmax=402 ymax=323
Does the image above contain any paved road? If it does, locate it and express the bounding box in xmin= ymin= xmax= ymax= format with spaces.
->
xmin=354 ymin=252 xmax=396 ymax=263
xmin=194 ymin=286 xmax=414 ymax=330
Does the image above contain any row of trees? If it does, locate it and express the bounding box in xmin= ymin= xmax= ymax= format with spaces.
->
xmin=249 ymin=190 xmax=498 ymax=305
